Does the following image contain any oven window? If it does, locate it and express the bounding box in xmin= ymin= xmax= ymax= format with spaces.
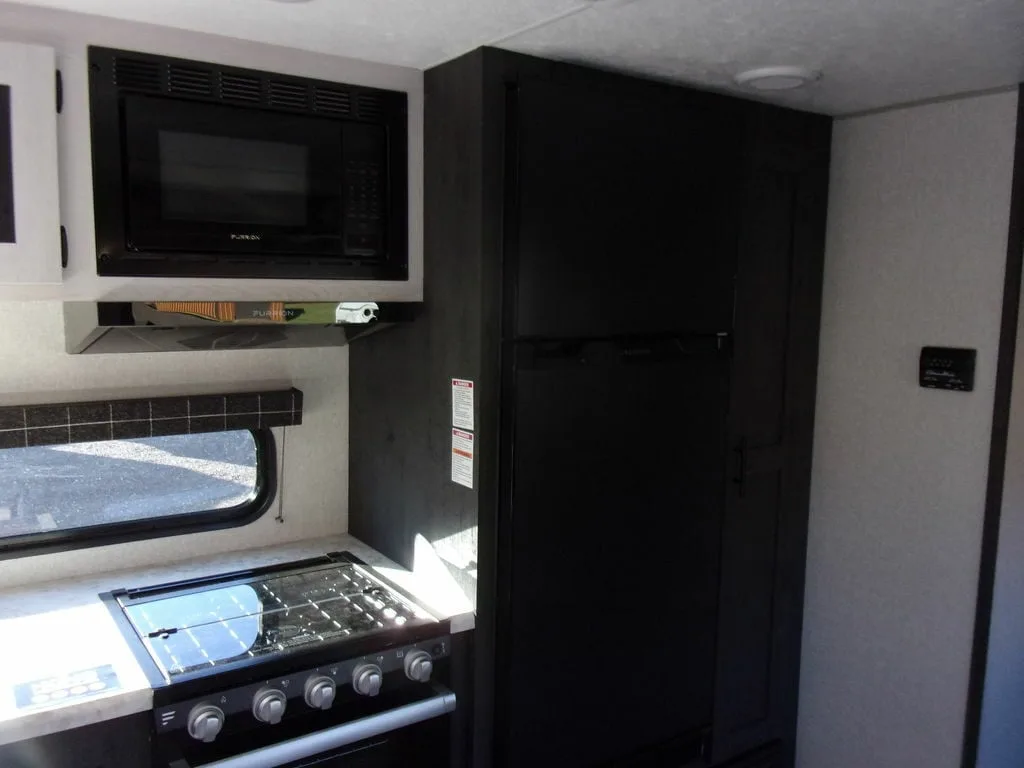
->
xmin=0 ymin=430 xmax=274 ymax=556
xmin=158 ymin=131 xmax=309 ymax=226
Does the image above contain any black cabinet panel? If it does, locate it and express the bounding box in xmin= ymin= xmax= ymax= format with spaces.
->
xmin=500 ymin=342 xmax=727 ymax=767
xmin=0 ymin=713 xmax=151 ymax=767
xmin=0 ymin=84 xmax=14 ymax=243
xmin=511 ymin=79 xmax=739 ymax=339
xmin=717 ymin=469 xmax=782 ymax=731
xmin=712 ymin=123 xmax=831 ymax=765
xmin=727 ymin=169 xmax=795 ymax=447
xmin=717 ymin=741 xmax=782 ymax=768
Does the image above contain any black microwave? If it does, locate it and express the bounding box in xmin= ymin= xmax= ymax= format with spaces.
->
xmin=87 ymin=47 xmax=407 ymax=281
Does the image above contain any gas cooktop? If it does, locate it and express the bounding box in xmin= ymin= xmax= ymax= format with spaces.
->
xmin=102 ymin=553 xmax=457 ymax=764
xmin=104 ymin=552 xmax=439 ymax=686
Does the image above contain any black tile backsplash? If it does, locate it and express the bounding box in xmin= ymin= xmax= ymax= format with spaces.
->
xmin=150 ymin=418 xmax=190 ymax=438
xmin=226 ymin=394 xmax=260 ymax=414
xmin=149 ymin=399 xmax=188 ymax=420
xmin=70 ymin=423 xmax=113 ymax=444
xmin=226 ymin=414 xmax=256 ymax=431
xmin=189 ymin=415 xmax=227 ymax=434
xmin=74 ymin=403 xmax=112 ymax=424
xmin=0 ymin=409 xmax=24 ymax=431
xmin=111 ymin=401 xmax=150 ymax=422
xmin=24 ymin=405 xmax=69 ymax=429
xmin=0 ymin=388 xmax=303 ymax=448
xmin=189 ymin=396 xmax=225 ymax=418
xmin=112 ymin=420 xmax=148 ymax=440
xmin=30 ymin=427 xmax=71 ymax=447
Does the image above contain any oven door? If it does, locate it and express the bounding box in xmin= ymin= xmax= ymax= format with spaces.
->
xmin=164 ymin=686 xmax=455 ymax=768
xmin=121 ymin=94 xmax=348 ymax=256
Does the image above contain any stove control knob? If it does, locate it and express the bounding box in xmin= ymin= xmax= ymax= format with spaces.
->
xmin=304 ymin=675 xmax=336 ymax=710
xmin=252 ymin=687 xmax=287 ymax=724
xmin=187 ymin=703 xmax=225 ymax=743
xmin=404 ymin=650 xmax=434 ymax=683
xmin=352 ymin=663 xmax=383 ymax=697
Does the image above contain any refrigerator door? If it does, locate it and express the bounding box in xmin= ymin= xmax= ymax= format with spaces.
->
xmin=508 ymin=78 xmax=739 ymax=340
xmin=499 ymin=337 xmax=728 ymax=767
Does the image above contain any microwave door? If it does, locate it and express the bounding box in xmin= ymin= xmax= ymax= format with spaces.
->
xmin=121 ymin=94 xmax=345 ymax=256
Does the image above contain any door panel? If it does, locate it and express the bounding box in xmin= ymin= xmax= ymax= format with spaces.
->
xmin=712 ymin=147 xmax=830 ymax=763
xmin=500 ymin=339 xmax=727 ymax=767
xmin=716 ymin=469 xmax=782 ymax=730
xmin=511 ymin=80 xmax=739 ymax=339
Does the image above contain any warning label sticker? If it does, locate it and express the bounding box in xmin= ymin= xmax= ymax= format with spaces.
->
xmin=452 ymin=379 xmax=474 ymax=431
xmin=451 ymin=428 xmax=474 ymax=489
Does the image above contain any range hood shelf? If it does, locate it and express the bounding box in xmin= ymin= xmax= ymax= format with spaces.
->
xmin=63 ymin=301 xmax=419 ymax=354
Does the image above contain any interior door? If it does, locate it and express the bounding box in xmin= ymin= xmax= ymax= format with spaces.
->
xmin=0 ymin=43 xmax=61 ymax=285
xmin=711 ymin=137 xmax=830 ymax=764
xmin=510 ymin=78 xmax=739 ymax=339
xmin=499 ymin=337 xmax=728 ymax=767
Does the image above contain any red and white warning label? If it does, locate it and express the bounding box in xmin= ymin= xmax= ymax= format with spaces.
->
xmin=451 ymin=428 xmax=474 ymax=489
xmin=452 ymin=378 xmax=474 ymax=431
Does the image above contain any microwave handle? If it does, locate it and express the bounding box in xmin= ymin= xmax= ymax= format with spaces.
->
xmin=183 ymin=686 xmax=456 ymax=768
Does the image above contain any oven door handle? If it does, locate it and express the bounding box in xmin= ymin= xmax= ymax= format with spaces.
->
xmin=198 ymin=686 xmax=456 ymax=768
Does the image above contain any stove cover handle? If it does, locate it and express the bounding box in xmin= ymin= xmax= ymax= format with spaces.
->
xmin=196 ymin=685 xmax=456 ymax=768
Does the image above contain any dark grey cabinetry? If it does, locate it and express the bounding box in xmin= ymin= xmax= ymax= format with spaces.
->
xmin=712 ymin=114 xmax=831 ymax=765
xmin=349 ymin=48 xmax=830 ymax=768
xmin=0 ymin=713 xmax=151 ymax=767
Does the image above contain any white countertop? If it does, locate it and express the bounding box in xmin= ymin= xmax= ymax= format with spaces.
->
xmin=0 ymin=534 xmax=475 ymax=747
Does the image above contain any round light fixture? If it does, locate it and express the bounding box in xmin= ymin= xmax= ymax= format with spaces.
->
xmin=734 ymin=66 xmax=821 ymax=91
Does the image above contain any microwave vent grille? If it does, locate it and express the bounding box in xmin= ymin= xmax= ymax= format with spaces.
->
xmin=113 ymin=57 xmax=161 ymax=92
xmin=355 ymin=94 xmax=382 ymax=121
xmin=221 ymin=73 xmax=262 ymax=104
xmin=269 ymin=81 xmax=309 ymax=111
xmin=105 ymin=53 xmax=392 ymax=124
xmin=168 ymin=65 xmax=213 ymax=97
xmin=314 ymin=86 xmax=352 ymax=116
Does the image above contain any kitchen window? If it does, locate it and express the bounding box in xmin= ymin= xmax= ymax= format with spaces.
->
xmin=0 ymin=429 xmax=274 ymax=557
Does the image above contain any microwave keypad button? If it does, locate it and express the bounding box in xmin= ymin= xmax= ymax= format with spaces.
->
xmin=345 ymin=232 xmax=380 ymax=256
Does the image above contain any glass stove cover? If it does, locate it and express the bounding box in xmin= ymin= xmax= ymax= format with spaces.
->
xmin=118 ymin=559 xmax=435 ymax=682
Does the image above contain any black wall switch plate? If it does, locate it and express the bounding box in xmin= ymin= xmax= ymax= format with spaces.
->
xmin=920 ymin=347 xmax=976 ymax=392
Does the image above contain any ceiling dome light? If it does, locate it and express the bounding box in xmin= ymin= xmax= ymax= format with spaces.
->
xmin=734 ymin=66 xmax=821 ymax=91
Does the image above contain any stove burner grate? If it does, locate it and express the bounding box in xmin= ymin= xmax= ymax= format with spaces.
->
xmin=118 ymin=558 xmax=434 ymax=681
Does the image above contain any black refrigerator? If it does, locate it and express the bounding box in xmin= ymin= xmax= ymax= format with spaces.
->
xmin=350 ymin=48 xmax=831 ymax=768
xmin=499 ymin=336 xmax=728 ymax=766
xmin=492 ymin=70 xmax=738 ymax=764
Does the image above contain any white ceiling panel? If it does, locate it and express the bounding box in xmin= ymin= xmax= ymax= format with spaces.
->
xmin=501 ymin=0 xmax=1024 ymax=114
xmin=7 ymin=0 xmax=588 ymax=69
xmin=7 ymin=0 xmax=1024 ymax=114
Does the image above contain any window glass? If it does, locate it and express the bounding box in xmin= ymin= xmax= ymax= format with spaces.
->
xmin=0 ymin=431 xmax=260 ymax=541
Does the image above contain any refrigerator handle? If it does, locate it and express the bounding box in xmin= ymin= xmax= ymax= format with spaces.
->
xmin=732 ymin=437 xmax=747 ymax=498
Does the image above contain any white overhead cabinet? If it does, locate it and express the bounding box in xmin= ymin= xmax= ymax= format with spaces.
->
xmin=0 ymin=42 xmax=61 ymax=286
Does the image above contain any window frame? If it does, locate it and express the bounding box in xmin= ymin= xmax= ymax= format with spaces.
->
xmin=0 ymin=428 xmax=276 ymax=560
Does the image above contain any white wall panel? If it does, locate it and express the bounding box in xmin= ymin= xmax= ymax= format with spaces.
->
xmin=799 ymin=91 xmax=1019 ymax=768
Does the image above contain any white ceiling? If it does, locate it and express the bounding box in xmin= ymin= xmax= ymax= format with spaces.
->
xmin=11 ymin=0 xmax=1024 ymax=114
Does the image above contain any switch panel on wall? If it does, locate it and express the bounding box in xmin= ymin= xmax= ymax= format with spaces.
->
xmin=0 ymin=42 xmax=62 ymax=285
xmin=920 ymin=346 xmax=977 ymax=391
